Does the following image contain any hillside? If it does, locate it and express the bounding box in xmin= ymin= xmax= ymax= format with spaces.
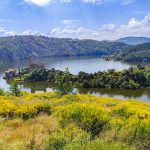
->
xmin=0 ymin=35 xmax=126 ymax=63
xmin=115 ymin=42 xmax=150 ymax=62
xmin=117 ymin=37 xmax=150 ymax=45
xmin=0 ymin=92 xmax=149 ymax=150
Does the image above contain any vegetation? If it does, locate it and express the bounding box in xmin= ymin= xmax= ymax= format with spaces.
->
xmin=1 ymin=36 xmax=150 ymax=63
xmin=0 ymin=92 xmax=149 ymax=150
xmin=0 ymin=88 xmax=5 ymax=96
xmin=23 ymin=66 xmax=150 ymax=89
xmin=54 ymin=68 xmax=75 ymax=96
xmin=0 ymin=35 xmax=126 ymax=63
xmin=115 ymin=42 xmax=150 ymax=62
xmin=9 ymin=81 xmax=22 ymax=96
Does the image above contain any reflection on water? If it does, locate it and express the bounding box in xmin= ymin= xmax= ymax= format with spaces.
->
xmin=80 ymin=88 xmax=150 ymax=102
xmin=0 ymin=56 xmax=150 ymax=102
xmin=21 ymin=82 xmax=150 ymax=102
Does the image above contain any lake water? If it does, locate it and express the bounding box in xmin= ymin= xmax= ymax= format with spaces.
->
xmin=0 ymin=56 xmax=150 ymax=102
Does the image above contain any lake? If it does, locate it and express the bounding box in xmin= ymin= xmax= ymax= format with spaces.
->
xmin=0 ymin=56 xmax=150 ymax=102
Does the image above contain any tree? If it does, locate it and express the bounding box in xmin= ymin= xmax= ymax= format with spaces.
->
xmin=54 ymin=68 xmax=74 ymax=96
xmin=0 ymin=87 xmax=5 ymax=96
xmin=9 ymin=81 xmax=21 ymax=96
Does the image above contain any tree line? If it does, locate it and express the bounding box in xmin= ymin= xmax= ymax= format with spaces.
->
xmin=22 ymin=65 xmax=150 ymax=90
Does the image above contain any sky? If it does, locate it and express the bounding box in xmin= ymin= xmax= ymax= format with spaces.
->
xmin=0 ymin=0 xmax=150 ymax=40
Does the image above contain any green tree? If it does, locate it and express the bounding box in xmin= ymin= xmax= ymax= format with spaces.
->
xmin=9 ymin=81 xmax=21 ymax=96
xmin=54 ymin=68 xmax=74 ymax=96
xmin=0 ymin=87 xmax=5 ymax=96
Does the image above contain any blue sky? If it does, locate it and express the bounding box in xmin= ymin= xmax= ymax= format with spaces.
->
xmin=0 ymin=0 xmax=150 ymax=40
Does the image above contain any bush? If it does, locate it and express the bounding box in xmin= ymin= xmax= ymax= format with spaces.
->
xmin=0 ymin=98 xmax=51 ymax=119
xmin=45 ymin=124 xmax=132 ymax=150
xmin=117 ymin=117 xmax=150 ymax=149
xmin=0 ymin=99 xmax=16 ymax=118
xmin=45 ymin=124 xmax=90 ymax=150
xmin=57 ymin=104 xmax=110 ymax=137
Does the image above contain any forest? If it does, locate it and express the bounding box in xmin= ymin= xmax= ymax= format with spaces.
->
xmin=115 ymin=43 xmax=150 ymax=62
xmin=0 ymin=35 xmax=150 ymax=63
xmin=0 ymin=35 xmax=125 ymax=63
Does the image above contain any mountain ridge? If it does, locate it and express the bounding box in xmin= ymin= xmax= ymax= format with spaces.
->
xmin=0 ymin=35 xmax=126 ymax=63
xmin=117 ymin=37 xmax=150 ymax=45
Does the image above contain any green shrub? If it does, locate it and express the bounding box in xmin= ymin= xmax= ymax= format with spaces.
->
xmin=118 ymin=117 xmax=150 ymax=149
xmin=58 ymin=104 xmax=110 ymax=137
xmin=45 ymin=124 xmax=90 ymax=150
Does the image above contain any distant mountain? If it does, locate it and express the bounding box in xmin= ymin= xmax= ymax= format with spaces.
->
xmin=115 ymin=42 xmax=150 ymax=62
xmin=117 ymin=37 xmax=150 ymax=45
xmin=0 ymin=35 xmax=126 ymax=63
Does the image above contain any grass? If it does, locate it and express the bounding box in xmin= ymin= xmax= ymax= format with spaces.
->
xmin=0 ymin=92 xmax=149 ymax=150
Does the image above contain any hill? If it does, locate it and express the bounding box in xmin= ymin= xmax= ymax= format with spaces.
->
xmin=115 ymin=42 xmax=150 ymax=62
xmin=117 ymin=37 xmax=150 ymax=45
xmin=0 ymin=35 xmax=126 ymax=63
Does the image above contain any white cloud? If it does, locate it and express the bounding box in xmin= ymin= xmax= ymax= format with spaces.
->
xmin=82 ymin=0 xmax=134 ymax=5
xmin=62 ymin=19 xmax=79 ymax=25
xmin=82 ymin=0 xmax=105 ymax=5
xmin=127 ymin=18 xmax=141 ymax=28
xmin=50 ymin=14 xmax=150 ymax=40
xmin=24 ymin=0 xmax=53 ymax=6
xmin=122 ymin=0 xmax=134 ymax=5
xmin=24 ymin=0 xmax=71 ymax=6
xmin=0 ymin=14 xmax=150 ymax=41
xmin=24 ymin=0 xmax=134 ymax=6
xmin=102 ymin=24 xmax=116 ymax=31
xmin=0 ymin=27 xmax=16 ymax=36
xmin=22 ymin=29 xmax=41 ymax=35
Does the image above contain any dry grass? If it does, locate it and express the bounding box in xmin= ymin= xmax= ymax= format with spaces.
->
xmin=0 ymin=115 xmax=58 ymax=150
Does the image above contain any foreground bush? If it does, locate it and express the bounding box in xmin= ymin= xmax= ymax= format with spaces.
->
xmin=45 ymin=124 xmax=90 ymax=150
xmin=57 ymin=104 xmax=110 ymax=137
xmin=0 ymin=96 xmax=51 ymax=119
xmin=45 ymin=124 xmax=131 ymax=150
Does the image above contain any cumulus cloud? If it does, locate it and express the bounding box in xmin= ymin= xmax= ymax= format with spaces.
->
xmin=0 ymin=14 xmax=150 ymax=40
xmin=0 ymin=28 xmax=16 ymax=36
xmin=22 ymin=29 xmax=41 ymax=35
xmin=50 ymin=14 xmax=150 ymax=40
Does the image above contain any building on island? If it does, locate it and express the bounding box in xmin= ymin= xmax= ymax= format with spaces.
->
xmin=29 ymin=56 xmax=45 ymax=71
xmin=5 ymin=69 xmax=17 ymax=78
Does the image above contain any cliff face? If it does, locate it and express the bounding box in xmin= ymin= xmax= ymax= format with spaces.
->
xmin=0 ymin=35 xmax=126 ymax=62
